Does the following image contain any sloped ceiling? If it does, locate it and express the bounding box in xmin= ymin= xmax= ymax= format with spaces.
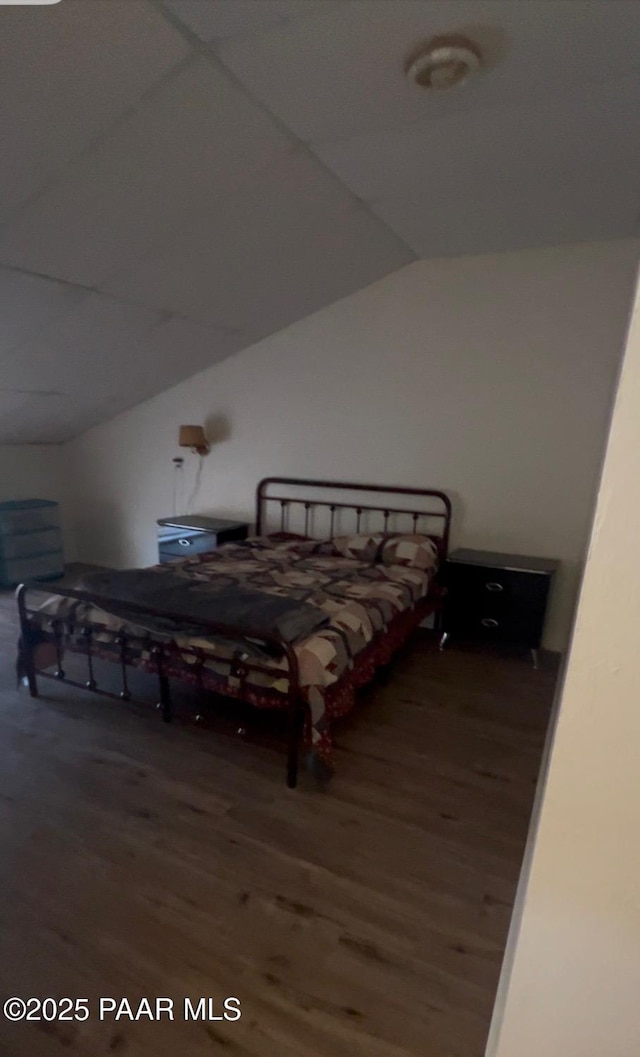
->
xmin=1 ymin=0 xmax=640 ymax=443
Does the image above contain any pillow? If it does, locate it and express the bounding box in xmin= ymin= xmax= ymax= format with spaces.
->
xmin=255 ymin=531 xmax=439 ymax=569
xmin=379 ymin=534 xmax=439 ymax=570
xmin=331 ymin=534 xmax=385 ymax=562
xmin=260 ymin=535 xmax=326 ymax=557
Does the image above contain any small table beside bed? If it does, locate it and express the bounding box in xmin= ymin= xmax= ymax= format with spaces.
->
xmin=16 ymin=478 xmax=452 ymax=788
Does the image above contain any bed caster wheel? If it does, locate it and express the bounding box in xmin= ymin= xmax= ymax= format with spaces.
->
xmin=55 ymin=668 xmax=65 ymax=680
xmin=236 ymin=726 xmax=247 ymax=737
xmin=86 ymin=679 xmax=97 ymax=690
xmin=119 ymin=691 xmax=131 ymax=701
xmin=194 ymin=713 xmax=203 ymax=723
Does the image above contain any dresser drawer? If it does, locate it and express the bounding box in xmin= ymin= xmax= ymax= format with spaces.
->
xmin=0 ymin=527 xmax=62 ymax=560
xmin=0 ymin=550 xmax=64 ymax=586
xmin=0 ymin=502 xmax=60 ymax=535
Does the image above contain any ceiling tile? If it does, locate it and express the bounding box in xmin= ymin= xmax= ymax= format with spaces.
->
xmin=0 ymin=0 xmax=189 ymax=222
xmin=0 ymin=390 xmax=34 ymax=418
xmin=317 ymin=70 xmax=640 ymax=202
xmin=0 ymin=269 xmax=88 ymax=354
xmin=372 ymin=173 xmax=640 ymax=259
xmin=0 ymin=56 xmax=294 ymax=288
xmin=0 ymin=391 xmax=71 ymax=444
xmin=216 ymin=0 xmax=640 ymax=143
xmin=1 ymin=284 xmax=241 ymax=439
xmin=112 ymin=206 xmax=410 ymax=338
xmin=100 ymin=150 xmax=395 ymax=320
xmin=165 ymin=205 xmax=413 ymax=337
xmin=3 ymin=293 xmax=164 ymax=395
xmin=123 ymin=315 xmax=245 ymax=399
xmin=162 ymin=0 xmax=339 ymax=42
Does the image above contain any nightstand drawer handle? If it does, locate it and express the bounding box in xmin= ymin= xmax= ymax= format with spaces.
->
xmin=178 ymin=538 xmax=192 ymax=547
xmin=481 ymin=617 xmax=499 ymax=628
xmin=485 ymin=582 xmax=504 ymax=592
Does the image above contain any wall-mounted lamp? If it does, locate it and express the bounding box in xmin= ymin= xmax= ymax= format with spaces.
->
xmin=178 ymin=424 xmax=210 ymax=456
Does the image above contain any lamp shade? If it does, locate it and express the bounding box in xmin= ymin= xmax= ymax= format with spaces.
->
xmin=178 ymin=424 xmax=209 ymax=454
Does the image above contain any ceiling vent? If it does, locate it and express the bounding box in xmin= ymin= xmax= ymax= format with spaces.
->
xmin=405 ymin=34 xmax=482 ymax=91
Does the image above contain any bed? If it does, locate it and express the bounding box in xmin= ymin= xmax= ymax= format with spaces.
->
xmin=16 ymin=478 xmax=451 ymax=787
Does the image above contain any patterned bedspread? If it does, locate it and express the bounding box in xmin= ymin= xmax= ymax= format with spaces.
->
xmin=31 ymin=534 xmax=440 ymax=766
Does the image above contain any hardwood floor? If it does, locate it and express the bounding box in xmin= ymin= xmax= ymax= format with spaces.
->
xmin=0 ymin=584 xmax=557 ymax=1057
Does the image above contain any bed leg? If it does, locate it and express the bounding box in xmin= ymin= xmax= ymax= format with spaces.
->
xmin=22 ymin=638 xmax=39 ymax=698
xmin=286 ymin=698 xmax=304 ymax=789
xmin=152 ymin=644 xmax=173 ymax=723
xmin=158 ymin=674 xmax=172 ymax=723
xmin=25 ymin=656 xmax=38 ymax=698
xmin=16 ymin=585 xmax=39 ymax=698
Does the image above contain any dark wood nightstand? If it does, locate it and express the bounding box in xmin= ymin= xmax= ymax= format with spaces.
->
xmin=157 ymin=515 xmax=249 ymax=564
xmin=441 ymin=548 xmax=559 ymax=667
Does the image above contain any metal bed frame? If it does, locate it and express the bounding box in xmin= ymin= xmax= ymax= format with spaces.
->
xmin=16 ymin=478 xmax=451 ymax=787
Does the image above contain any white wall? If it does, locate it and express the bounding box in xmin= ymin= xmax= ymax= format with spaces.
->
xmin=0 ymin=444 xmax=75 ymax=559
xmin=487 ymin=235 xmax=640 ymax=1056
xmin=64 ymin=239 xmax=639 ymax=650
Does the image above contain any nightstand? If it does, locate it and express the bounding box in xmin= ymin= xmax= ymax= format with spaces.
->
xmin=157 ymin=515 xmax=249 ymax=564
xmin=441 ymin=548 xmax=559 ymax=667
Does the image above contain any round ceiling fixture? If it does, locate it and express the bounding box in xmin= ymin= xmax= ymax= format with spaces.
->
xmin=405 ymin=34 xmax=482 ymax=91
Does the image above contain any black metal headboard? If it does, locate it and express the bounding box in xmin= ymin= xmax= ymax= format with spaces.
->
xmin=255 ymin=477 xmax=451 ymax=559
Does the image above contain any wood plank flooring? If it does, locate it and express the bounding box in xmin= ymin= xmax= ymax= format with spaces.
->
xmin=0 ymin=584 xmax=557 ymax=1057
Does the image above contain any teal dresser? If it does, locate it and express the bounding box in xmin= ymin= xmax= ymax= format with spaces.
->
xmin=0 ymin=499 xmax=64 ymax=587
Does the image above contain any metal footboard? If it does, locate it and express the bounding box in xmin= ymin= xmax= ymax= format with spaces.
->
xmin=16 ymin=581 xmax=306 ymax=788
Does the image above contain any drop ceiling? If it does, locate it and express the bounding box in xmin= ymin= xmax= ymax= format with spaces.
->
xmin=1 ymin=0 xmax=639 ymax=443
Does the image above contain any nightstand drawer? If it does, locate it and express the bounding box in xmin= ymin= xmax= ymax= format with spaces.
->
xmin=159 ymin=531 xmax=219 ymax=559
xmin=443 ymin=551 xmax=557 ymax=652
xmin=447 ymin=609 xmax=544 ymax=647
xmin=157 ymin=517 xmax=249 ymax=564
xmin=445 ymin=564 xmax=515 ymax=608
xmin=446 ymin=565 xmax=549 ymax=612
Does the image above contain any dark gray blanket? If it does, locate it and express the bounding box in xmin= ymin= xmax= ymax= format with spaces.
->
xmin=78 ymin=568 xmax=328 ymax=645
